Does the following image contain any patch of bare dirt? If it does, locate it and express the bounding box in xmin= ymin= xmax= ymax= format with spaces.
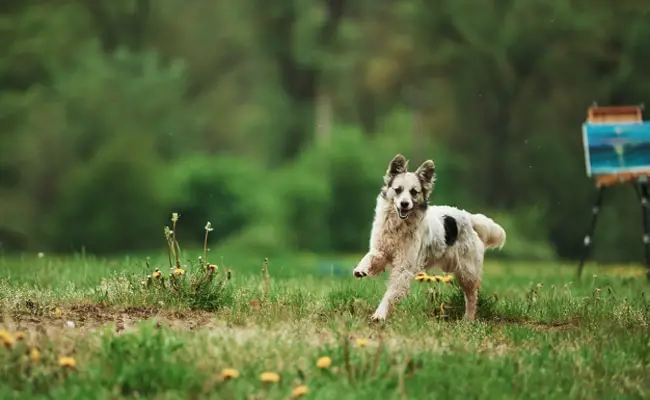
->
xmin=2 ymin=302 xmax=217 ymax=336
xmin=489 ymin=316 xmax=577 ymax=331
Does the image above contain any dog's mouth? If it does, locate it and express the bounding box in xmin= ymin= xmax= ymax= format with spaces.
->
xmin=396 ymin=207 xmax=411 ymax=220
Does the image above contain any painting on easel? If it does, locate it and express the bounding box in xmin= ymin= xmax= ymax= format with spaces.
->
xmin=582 ymin=105 xmax=650 ymax=179
xmin=578 ymin=104 xmax=650 ymax=280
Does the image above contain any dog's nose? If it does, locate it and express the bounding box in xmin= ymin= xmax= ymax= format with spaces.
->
xmin=400 ymin=200 xmax=410 ymax=209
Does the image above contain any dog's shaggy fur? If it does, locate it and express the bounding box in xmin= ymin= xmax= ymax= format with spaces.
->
xmin=352 ymin=154 xmax=506 ymax=321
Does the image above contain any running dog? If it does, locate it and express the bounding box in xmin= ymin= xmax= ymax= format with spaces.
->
xmin=352 ymin=154 xmax=506 ymax=321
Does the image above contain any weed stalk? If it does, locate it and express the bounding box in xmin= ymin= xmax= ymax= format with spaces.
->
xmin=171 ymin=213 xmax=181 ymax=269
xmin=262 ymin=258 xmax=270 ymax=299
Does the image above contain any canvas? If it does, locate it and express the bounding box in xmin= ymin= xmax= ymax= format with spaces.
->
xmin=582 ymin=121 xmax=650 ymax=177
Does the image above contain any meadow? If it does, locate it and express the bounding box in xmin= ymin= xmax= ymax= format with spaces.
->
xmin=0 ymin=225 xmax=648 ymax=400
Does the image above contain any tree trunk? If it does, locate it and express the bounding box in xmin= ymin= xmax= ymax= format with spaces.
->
xmin=263 ymin=0 xmax=345 ymax=161
xmin=85 ymin=0 xmax=150 ymax=53
xmin=356 ymin=88 xmax=377 ymax=135
xmin=411 ymin=108 xmax=425 ymax=162
xmin=315 ymin=87 xmax=332 ymax=147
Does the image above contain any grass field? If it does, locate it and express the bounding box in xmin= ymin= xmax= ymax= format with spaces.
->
xmin=0 ymin=247 xmax=648 ymax=399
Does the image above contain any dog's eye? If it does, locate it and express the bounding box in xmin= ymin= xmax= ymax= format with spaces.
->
xmin=410 ymin=188 xmax=418 ymax=196
xmin=394 ymin=186 xmax=403 ymax=194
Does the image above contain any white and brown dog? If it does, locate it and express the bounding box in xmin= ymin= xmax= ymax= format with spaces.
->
xmin=353 ymin=154 xmax=506 ymax=321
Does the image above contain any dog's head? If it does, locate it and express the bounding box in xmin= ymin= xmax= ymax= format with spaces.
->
xmin=381 ymin=154 xmax=436 ymax=220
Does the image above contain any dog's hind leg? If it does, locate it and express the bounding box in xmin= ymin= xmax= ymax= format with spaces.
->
xmin=454 ymin=271 xmax=480 ymax=321
xmin=371 ymin=267 xmax=412 ymax=321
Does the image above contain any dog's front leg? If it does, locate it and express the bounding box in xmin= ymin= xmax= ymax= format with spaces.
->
xmin=353 ymin=251 xmax=388 ymax=278
xmin=371 ymin=266 xmax=413 ymax=321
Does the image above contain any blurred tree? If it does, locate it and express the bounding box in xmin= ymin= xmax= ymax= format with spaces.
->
xmin=251 ymin=0 xmax=345 ymax=161
xmin=43 ymin=134 xmax=168 ymax=253
xmin=1 ymin=0 xmax=650 ymax=261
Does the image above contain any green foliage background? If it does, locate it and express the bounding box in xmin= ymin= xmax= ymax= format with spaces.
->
xmin=1 ymin=0 xmax=649 ymax=263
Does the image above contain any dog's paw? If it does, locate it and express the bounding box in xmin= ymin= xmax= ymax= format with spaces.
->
xmin=370 ymin=303 xmax=390 ymax=321
xmin=370 ymin=312 xmax=387 ymax=322
xmin=353 ymin=267 xmax=368 ymax=278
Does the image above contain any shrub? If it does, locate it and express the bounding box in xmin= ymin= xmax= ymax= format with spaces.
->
xmin=43 ymin=135 xmax=168 ymax=253
xmin=168 ymin=155 xmax=264 ymax=246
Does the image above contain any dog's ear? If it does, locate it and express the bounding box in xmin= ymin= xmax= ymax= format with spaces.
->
xmin=384 ymin=154 xmax=408 ymax=184
xmin=415 ymin=160 xmax=436 ymax=192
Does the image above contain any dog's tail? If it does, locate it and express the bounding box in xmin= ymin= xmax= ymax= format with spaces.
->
xmin=470 ymin=213 xmax=506 ymax=250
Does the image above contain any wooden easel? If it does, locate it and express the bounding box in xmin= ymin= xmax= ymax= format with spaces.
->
xmin=577 ymin=104 xmax=650 ymax=280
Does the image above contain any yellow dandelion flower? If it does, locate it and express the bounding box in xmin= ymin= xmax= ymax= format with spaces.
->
xmin=355 ymin=338 xmax=368 ymax=348
xmin=30 ymin=348 xmax=40 ymax=362
xmin=0 ymin=330 xmax=14 ymax=348
xmin=220 ymin=368 xmax=240 ymax=380
xmin=152 ymin=268 xmax=162 ymax=279
xmin=15 ymin=331 xmax=26 ymax=341
xmin=316 ymin=356 xmax=332 ymax=368
xmin=415 ymin=272 xmax=428 ymax=281
xmin=291 ymin=385 xmax=309 ymax=398
xmin=54 ymin=307 xmax=62 ymax=318
xmin=440 ymin=275 xmax=453 ymax=284
xmin=260 ymin=371 xmax=280 ymax=383
xmin=173 ymin=268 xmax=185 ymax=276
xmin=59 ymin=356 xmax=76 ymax=369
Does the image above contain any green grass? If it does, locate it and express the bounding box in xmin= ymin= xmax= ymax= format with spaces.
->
xmin=0 ymin=250 xmax=648 ymax=400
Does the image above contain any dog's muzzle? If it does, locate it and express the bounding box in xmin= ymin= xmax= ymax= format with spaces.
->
xmin=396 ymin=206 xmax=411 ymax=220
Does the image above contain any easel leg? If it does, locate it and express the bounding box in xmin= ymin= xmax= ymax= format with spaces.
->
xmin=577 ymin=187 xmax=606 ymax=278
xmin=635 ymin=181 xmax=650 ymax=281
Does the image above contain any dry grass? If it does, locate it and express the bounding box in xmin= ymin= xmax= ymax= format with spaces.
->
xmin=0 ymin=216 xmax=648 ymax=399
